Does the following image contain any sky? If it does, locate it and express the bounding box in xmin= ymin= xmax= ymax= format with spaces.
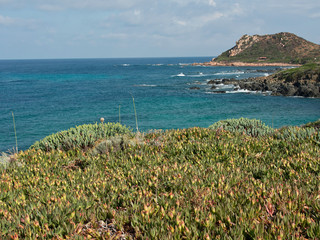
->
xmin=0 ymin=0 xmax=319 ymax=59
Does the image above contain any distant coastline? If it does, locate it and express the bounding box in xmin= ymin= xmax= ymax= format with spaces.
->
xmin=192 ymin=60 xmax=301 ymax=67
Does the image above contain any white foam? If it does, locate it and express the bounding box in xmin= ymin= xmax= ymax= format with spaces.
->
xmin=205 ymin=91 xmax=227 ymax=94
xmin=214 ymin=71 xmax=245 ymax=76
xmin=214 ymin=84 xmax=234 ymax=89
xmin=226 ymin=89 xmax=255 ymax=94
xmin=122 ymin=64 xmax=130 ymax=66
xmin=134 ymin=84 xmax=157 ymax=87
xmin=177 ymin=73 xmax=185 ymax=77
xmin=227 ymin=89 xmax=273 ymax=95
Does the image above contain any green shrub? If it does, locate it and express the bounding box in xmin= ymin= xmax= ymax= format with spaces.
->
xmin=31 ymin=122 xmax=132 ymax=151
xmin=209 ymin=118 xmax=274 ymax=137
xmin=273 ymin=125 xmax=319 ymax=142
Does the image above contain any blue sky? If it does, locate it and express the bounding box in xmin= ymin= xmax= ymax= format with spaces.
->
xmin=0 ymin=0 xmax=319 ymax=59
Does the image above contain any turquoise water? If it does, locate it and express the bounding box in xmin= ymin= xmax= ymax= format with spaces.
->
xmin=1 ymin=57 xmax=320 ymax=152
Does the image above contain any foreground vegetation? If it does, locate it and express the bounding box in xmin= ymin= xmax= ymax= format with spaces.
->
xmin=1 ymin=119 xmax=320 ymax=239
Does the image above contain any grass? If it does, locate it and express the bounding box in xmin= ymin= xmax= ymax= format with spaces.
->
xmin=275 ymin=63 xmax=320 ymax=81
xmin=0 ymin=118 xmax=320 ymax=239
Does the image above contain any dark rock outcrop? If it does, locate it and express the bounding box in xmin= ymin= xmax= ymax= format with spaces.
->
xmin=237 ymin=73 xmax=320 ymax=98
xmin=207 ymin=63 xmax=320 ymax=98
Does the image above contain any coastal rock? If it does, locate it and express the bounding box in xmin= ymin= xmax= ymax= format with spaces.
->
xmin=236 ymin=71 xmax=320 ymax=98
xmin=206 ymin=63 xmax=320 ymax=98
xmin=207 ymin=80 xmax=220 ymax=84
xmin=190 ymin=87 xmax=200 ymax=90
xmin=192 ymin=61 xmax=300 ymax=67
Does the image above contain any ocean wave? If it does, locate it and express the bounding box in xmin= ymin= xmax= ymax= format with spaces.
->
xmin=134 ymin=84 xmax=157 ymax=87
xmin=226 ymin=89 xmax=256 ymax=94
xmin=214 ymin=71 xmax=245 ymax=76
xmin=214 ymin=84 xmax=235 ymax=89
xmin=173 ymin=73 xmax=186 ymax=77
xmin=188 ymin=72 xmax=208 ymax=77
xmin=205 ymin=91 xmax=227 ymax=94
xmin=226 ymin=89 xmax=272 ymax=95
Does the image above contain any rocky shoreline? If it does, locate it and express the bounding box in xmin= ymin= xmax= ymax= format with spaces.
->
xmin=192 ymin=60 xmax=301 ymax=67
xmin=207 ymin=73 xmax=320 ymax=98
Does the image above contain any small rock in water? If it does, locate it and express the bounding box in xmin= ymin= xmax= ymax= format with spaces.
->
xmin=190 ymin=87 xmax=200 ymax=90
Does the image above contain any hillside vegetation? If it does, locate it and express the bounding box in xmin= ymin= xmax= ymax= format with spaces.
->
xmin=214 ymin=32 xmax=320 ymax=64
xmin=275 ymin=62 xmax=320 ymax=81
xmin=1 ymin=119 xmax=320 ymax=239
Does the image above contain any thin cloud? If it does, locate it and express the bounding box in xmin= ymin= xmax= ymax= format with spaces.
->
xmin=208 ymin=0 xmax=216 ymax=7
xmin=0 ymin=14 xmax=37 ymax=29
xmin=0 ymin=15 xmax=15 ymax=25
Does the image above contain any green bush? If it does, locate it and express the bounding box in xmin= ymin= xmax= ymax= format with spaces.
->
xmin=273 ymin=125 xmax=320 ymax=142
xmin=31 ymin=122 xmax=132 ymax=151
xmin=209 ymin=118 xmax=274 ymax=137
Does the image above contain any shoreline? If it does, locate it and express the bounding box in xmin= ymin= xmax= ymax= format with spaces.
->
xmin=192 ymin=61 xmax=301 ymax=67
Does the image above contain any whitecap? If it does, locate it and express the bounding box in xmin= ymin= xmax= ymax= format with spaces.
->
xmin=134 ymin=84 xmax=157 ymax=87
xmin=177 ymin=73 xmax=185 ymax=77
xmin=214 ymin=84 xmax=235 ymax=89
xmin=214 ymin=71 xmax=245 ymax=76
xmin=189 ymin=72 xmax=209 ymax=77
xmin=226 ymin=89 xmax=255 ymax=94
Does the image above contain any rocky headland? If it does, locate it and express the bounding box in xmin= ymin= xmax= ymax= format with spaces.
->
xmin=194 ymin=32 xmax=320 ymax=67
xmin=207 ymin=63 xmax=320 ymax=98
xmin=194 ymin=32 xmax=320 ymax=97
xmin=193 ymin=61 xmax=301 ymax=67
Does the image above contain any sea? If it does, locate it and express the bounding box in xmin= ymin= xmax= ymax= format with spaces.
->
xmin=1 ymin=57 xmax=320 ymax=152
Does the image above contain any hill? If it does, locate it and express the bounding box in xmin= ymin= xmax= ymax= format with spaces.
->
xmin=198 ymin=32 xmax=320 ymax=66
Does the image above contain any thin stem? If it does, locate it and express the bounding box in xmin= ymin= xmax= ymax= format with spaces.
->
xmin=119 ymin=105 xmax=121 ymax=124
xmin=12 ymin=112 xmax=18 ymax=153
xmin=130 ymin=94 xmax=139 ymax=132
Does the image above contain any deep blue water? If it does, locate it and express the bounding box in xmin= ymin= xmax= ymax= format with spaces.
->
xmin=1 ymin=57 xmax=320 ymax=152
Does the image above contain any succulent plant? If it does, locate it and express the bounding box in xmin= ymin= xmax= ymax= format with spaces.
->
xmin=1 ymin=119 xmax=319 ymax=239
xmin=30 ymin=122 xmax=132 ymax=151
xmin=209 ymin=118 xmax=274 ymax=137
